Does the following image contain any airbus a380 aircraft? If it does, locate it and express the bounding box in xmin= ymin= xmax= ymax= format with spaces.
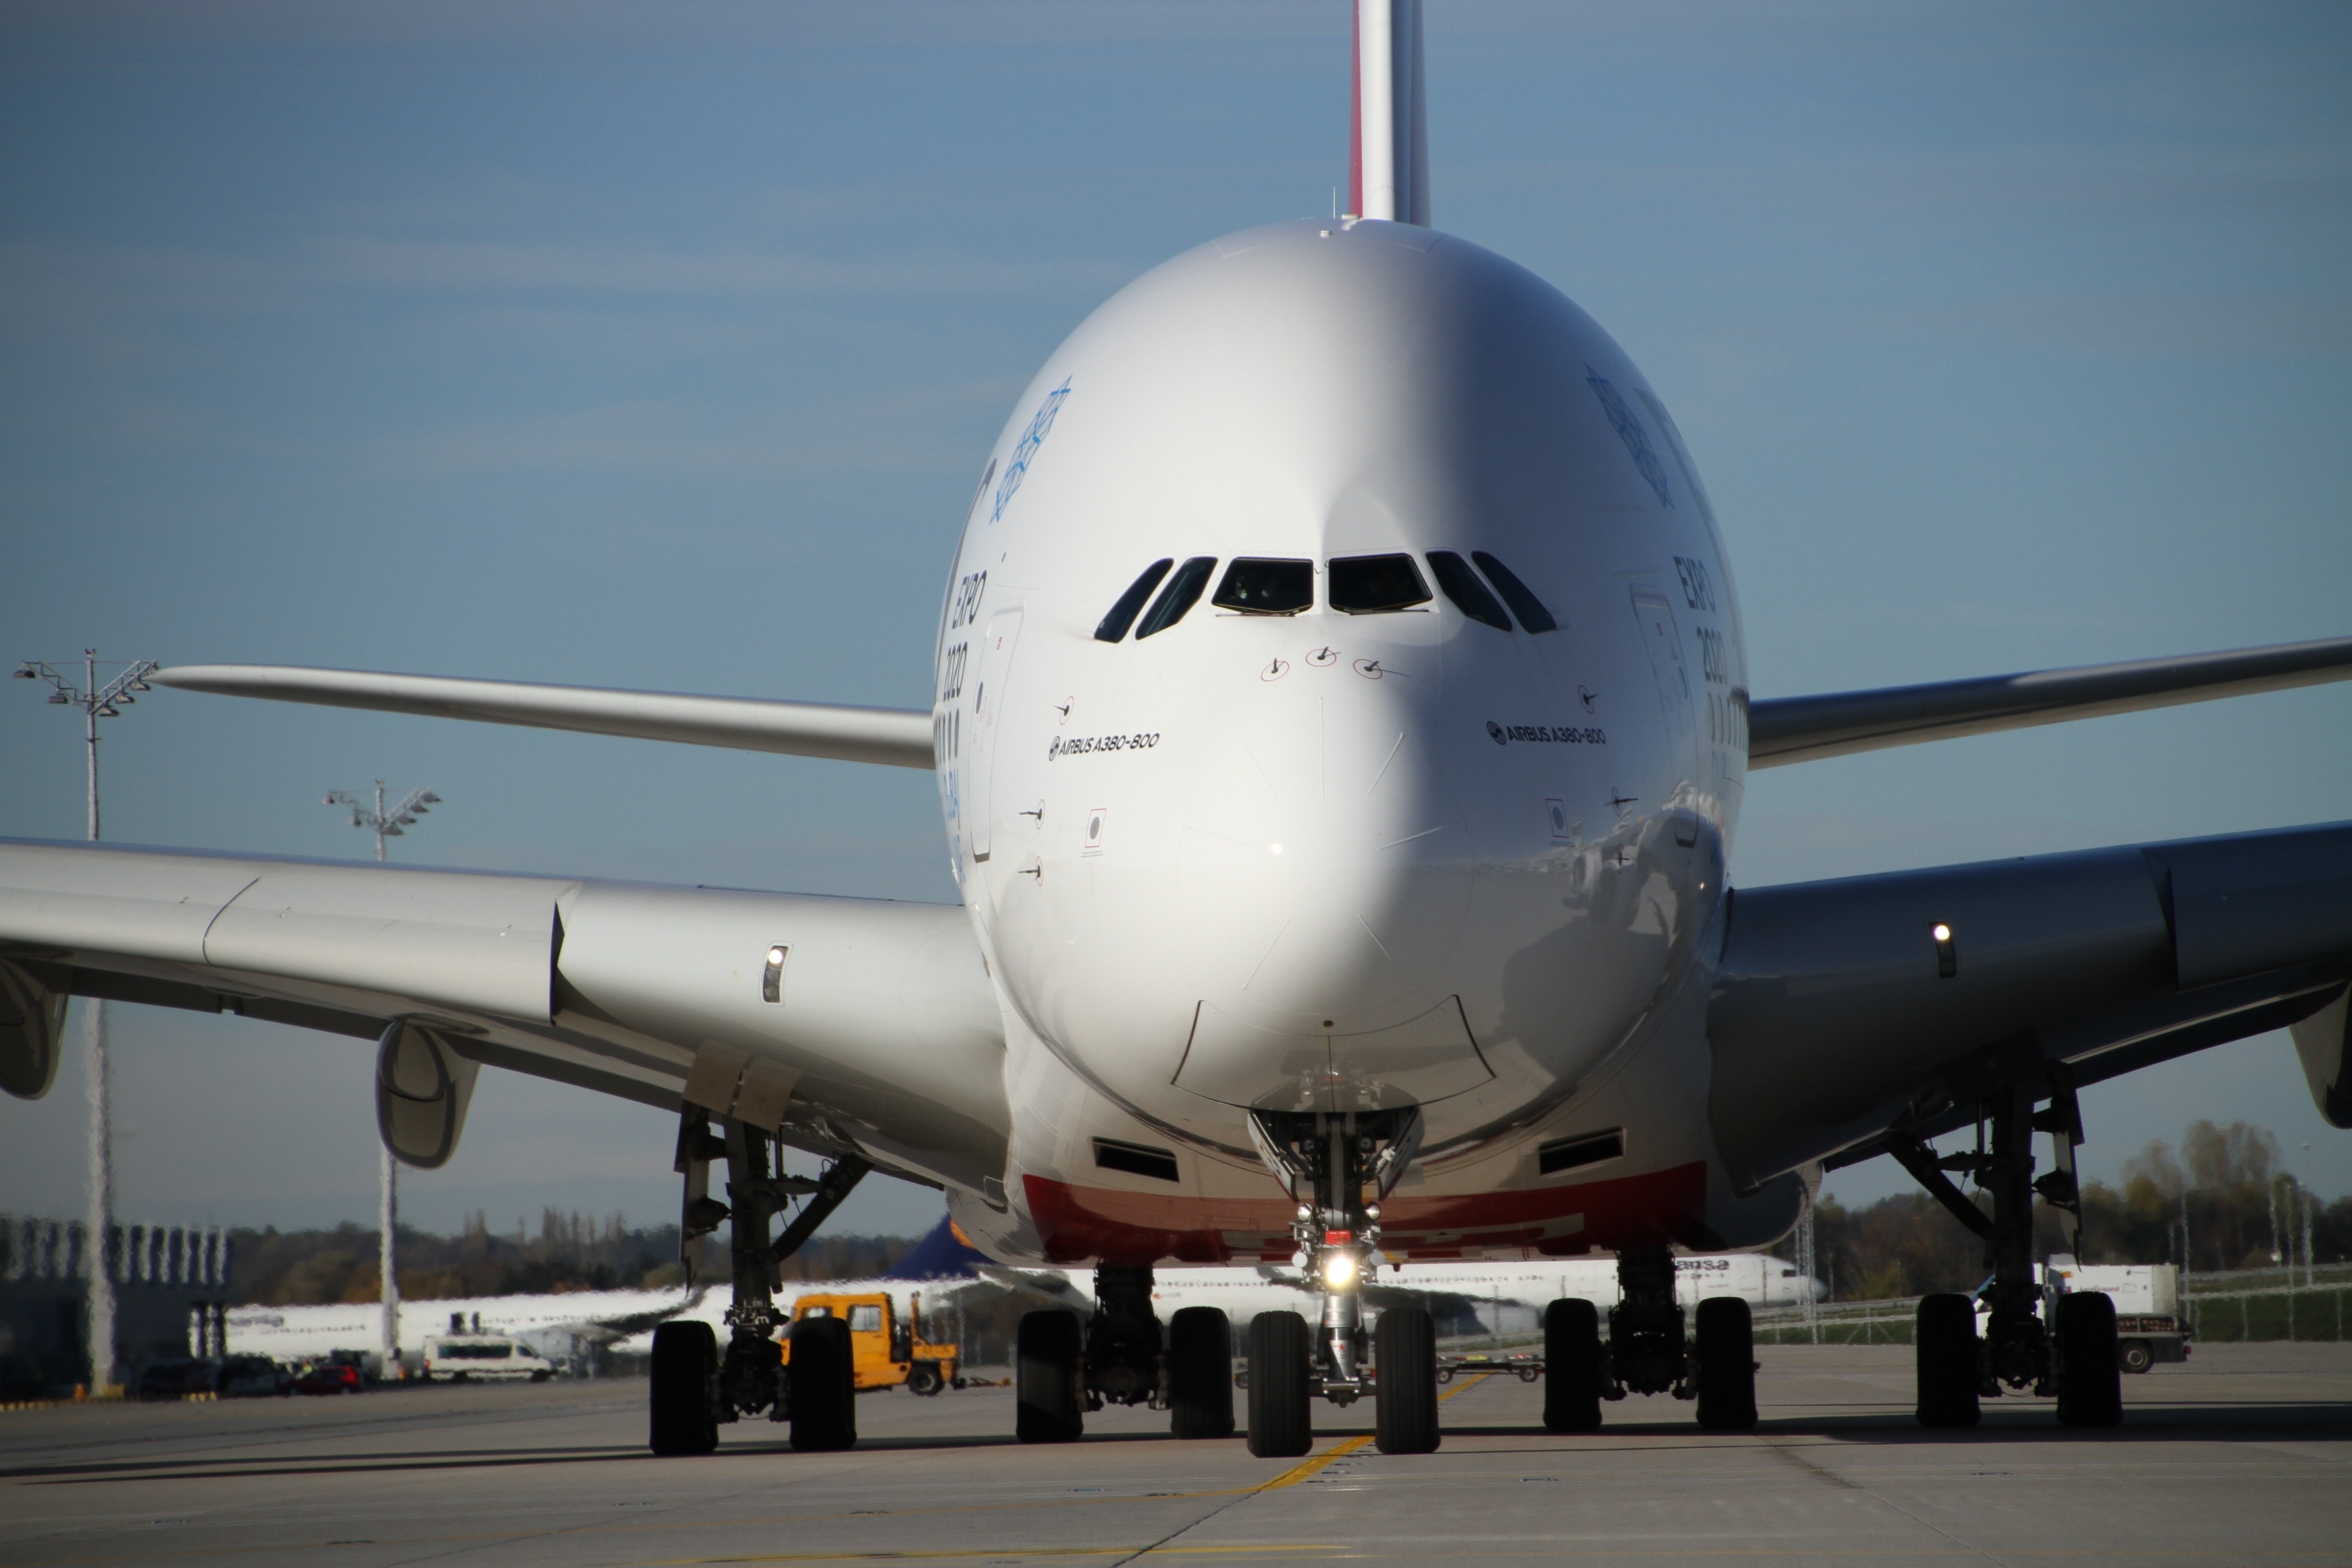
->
xmin=4 ymin=1 xmax=2350 ymax=1458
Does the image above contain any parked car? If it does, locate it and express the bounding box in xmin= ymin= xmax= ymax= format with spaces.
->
xmin=216 ymin=1355 xmax=293 ymax=1397
xmin=133 ymin=1358 xmax=221 ymax=1399
xmin=294 ymin=1361 xmax=365 ymax=1395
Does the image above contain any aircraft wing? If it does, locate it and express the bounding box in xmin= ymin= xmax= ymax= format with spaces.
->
xmin=0 ymin=840 xmax=1007 ymax=1190
xmin=1708 ymin=819 xmax=2352 ymax=1190
xmin=151 ymin=664 xmax=935 ymax=770
xmin=1748 ymin=634 xmax=2352 ymax=768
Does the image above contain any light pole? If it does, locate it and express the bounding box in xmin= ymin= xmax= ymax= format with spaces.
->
xmin=323 ymin=781 xmax=441 ymax=862
xmin=13 ymin=650 xmax=159 ymax=1394
xmin=323 ymin=780 xmax=442 ymax=1378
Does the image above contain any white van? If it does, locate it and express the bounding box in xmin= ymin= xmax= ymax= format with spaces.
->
xmin=421 ymin=1333 xmax=556 ymax=1383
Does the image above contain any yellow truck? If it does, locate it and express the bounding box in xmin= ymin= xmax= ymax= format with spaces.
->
xmin=779 ymin=1292 xmax=962 ymax=1395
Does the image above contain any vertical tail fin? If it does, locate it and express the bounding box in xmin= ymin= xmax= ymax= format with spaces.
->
xmin=1349 ymin=0 xmax=1429 ymax=226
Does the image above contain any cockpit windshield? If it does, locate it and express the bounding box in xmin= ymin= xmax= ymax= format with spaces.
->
xmin=1211 ymin=558 xmax=1313 ymax=615
xmin=1426 ymin=551 xmax=1511 ymax=630
xmin=1327 ymin=554 xmax=1432 ymax=614
xmin=1471 ymin=551 xmax=1559 ymax=633
xmin=1094 ymin=559 xmax=1173 ymax=642
xmin=1134 ymin=556 xmax=1218 ymax=638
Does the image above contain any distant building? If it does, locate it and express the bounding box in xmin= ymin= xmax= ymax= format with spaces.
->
xmin=0 ymin=1215 xmax=232 ymax=1397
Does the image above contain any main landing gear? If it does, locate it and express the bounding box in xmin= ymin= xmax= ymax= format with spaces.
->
xmin=648 ymin=1109 xmax=871 ymax=1456
xmin=1889 ymin=1064 xmax=2121 ymax=1430
xmin=1232 ymin=1108 xmax=1437 ymax=1458
xmin=1014 ymin=1264 xmax=1236 ymax=1444
xmin=1538 ymin=1248 xmax=1757 ymax=1433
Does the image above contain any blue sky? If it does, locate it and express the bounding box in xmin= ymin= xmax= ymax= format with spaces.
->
xmin=3 ymin=1 xmax=2348 ymax=1240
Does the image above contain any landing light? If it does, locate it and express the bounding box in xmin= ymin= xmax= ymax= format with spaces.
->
xmin=1321 ymin=1251 xmax=1358 ymax=1289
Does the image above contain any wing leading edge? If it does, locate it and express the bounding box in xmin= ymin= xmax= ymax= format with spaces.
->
xmin=152 ymin=664 xmax=935 ymax=770
xmin=1748 ymin=634 xmax=2352 ymax=768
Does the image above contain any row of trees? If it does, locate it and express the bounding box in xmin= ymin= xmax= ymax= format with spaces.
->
xmin=231 ymin=1209 xmax=925 ymax=1305
xmin=1786 ymin=1122 xmax=2352 ymax=1301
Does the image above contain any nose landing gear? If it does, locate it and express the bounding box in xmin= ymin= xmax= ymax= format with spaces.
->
xmin=1239 ymin=1108 xmax=1437 ymax=1457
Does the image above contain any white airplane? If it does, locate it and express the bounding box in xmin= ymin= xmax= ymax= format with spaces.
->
xmin=5 ymin=0 xmax=2350 ymax=1459
xmin=225 ymin=1287 xmax=701 ymax=1371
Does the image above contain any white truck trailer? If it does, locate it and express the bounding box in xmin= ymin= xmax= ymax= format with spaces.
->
xmin=1975 ymin=1258 xmax=2190 ymax=1373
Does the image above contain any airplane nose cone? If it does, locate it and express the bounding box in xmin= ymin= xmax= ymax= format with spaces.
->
xmin=1175 ymin=678 xmax=1481 ymax=1109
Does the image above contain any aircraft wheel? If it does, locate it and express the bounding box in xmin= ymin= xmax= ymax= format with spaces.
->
xmin=789 ymin=1316 xmax=858 ymax=1451
xmin=1694 ymin=1296 xmax=1757 ymax=1431
xmin=2055 ymin=1292 xmax=2123 ymax=1427
xmin=649 ymin=1321 xmax=719 ymax=1456
xmin=1245 ymin=1311 xmax=1312 ymax=1458
xmin=1914 ymin=1293 xmax=1982 ymax=1429
xmin=1374 ymin=1306 xmax=1439 ymax=1454
xmin=1542 ymin=1298 xmax=1603 ymax=1433
xmin=1169 ymin=1306 xmax=1235 ymax=1439
xmin=1015 ymin=1310 xmax=1084 ymax=1443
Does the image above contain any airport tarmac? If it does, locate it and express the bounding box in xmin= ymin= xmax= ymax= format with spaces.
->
xmin=2 ymin=1343 xmax=2347 ymax=1567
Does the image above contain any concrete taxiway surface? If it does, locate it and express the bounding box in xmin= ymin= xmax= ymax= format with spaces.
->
xmin=2 ymin=1343 xmax=2347 ymax=1567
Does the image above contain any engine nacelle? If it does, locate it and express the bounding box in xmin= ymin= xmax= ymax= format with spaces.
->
xmin=375 ymin=1019 xmax=480 ymax=1169
xmin=0 ymin=958 xmax=67 ymax=1101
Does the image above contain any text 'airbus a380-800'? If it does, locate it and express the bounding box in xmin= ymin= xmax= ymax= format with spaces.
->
xmin=5 ymin=0 xmax=2350 ymax=1458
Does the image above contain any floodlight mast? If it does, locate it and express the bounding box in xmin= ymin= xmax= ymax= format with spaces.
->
xmin=12 ymin=649 xmax=159 ymax=1394
xmin=323 ymin=780 xmax=442 ymax=862
xmin=318 ymin=777 xmax=441 ymax=1377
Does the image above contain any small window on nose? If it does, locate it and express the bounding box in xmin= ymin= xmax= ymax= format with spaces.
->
xmin=1212 ymin=557 xmax=1313 ymax=615
xmin=1328 ymin=553 xmax=1432 ymax=614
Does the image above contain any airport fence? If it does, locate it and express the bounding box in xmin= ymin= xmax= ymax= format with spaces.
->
xmin=1751 ymin=1262 xmax=2352 ymax=1345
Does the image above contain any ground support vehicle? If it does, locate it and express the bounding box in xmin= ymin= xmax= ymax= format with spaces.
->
xmin=421 ymin=1334 xmax=555 ymax=1383
xmin=1968 ymin=1262 xmax=2190 ymax=1374
xmin=217 ymin=1355 xmax=293 ymax=1397
xmin=1437 ymin=1352 xmax=1542 ymax=1384
xmin=779 ymin=1291 xmax=963 ymax=1395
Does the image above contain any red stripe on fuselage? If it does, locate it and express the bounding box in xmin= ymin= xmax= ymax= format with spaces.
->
xmin=1020 ymin=1162 xmax=1710 ymax=1266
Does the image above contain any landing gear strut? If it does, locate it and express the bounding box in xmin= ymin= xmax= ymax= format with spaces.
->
xmin=647 ymin=1107 xmax=870 ymax=1456
xmin=1239 ymin=1107 xmax=1436 ymax=1457
xmin=1891 ymin=1063 xmax=2120 ymax=1428
xmin=1552 ymin=1246 xmax=1754 ymax=1432
xmin=1014 ymin=1262 xmax=1235 ymax=1443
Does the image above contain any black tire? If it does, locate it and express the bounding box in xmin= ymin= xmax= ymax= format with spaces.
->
xmin=2119 ymin=1339 xmax=2153 ymax=1375
xmin=1542 ymin=1298 xmax=1604 ymax=1433
xmin=1694 ymin=1296 xmax=1757 ymax=1431
xmin=1245 ymin=1311 xmax=1313 ymax=1458
xmin=1016 ymin=1310 xmax=1084 ymax=1443
xmin=1169 ymin=1306 xmax=1235 ymax=1439
xmin=1914 ymin=1293 xmax=1981 ymax=1429
xmin=2056 ymin=1292 xmax=2123 ymax=1427
xmin=649 ymin=1321 xmax=719 ymax=1456
xmin=789 ymin=1316 xmax=858 ymax=1452
xmin=1374 ymin=1307 xmax=1439 ymax=1454
xmin=905 ymin=1362 xmax=944 ymax=1397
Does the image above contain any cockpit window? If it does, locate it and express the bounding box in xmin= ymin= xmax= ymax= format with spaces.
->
xmin=1134 ymin=556 xmax=1217 ymax=639
xmin=1426 ymin=551 xmax=1511 ymax=631
xmin=1211 ymin=558 xmax=1313 ymax=615
xmin=1471 ymin=551 xmax=1559 ymax=633
xmin=1327 ymin=554 xmax=1432 ymax=614
xmin=1094 ymin=559 xmax=1174 ymax=642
